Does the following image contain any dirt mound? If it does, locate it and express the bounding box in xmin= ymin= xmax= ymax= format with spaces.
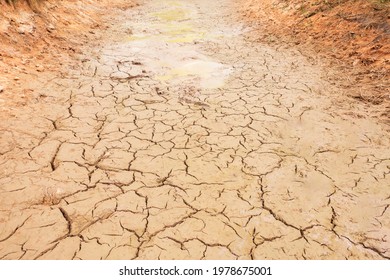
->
xmin=240 ymin=0 xmax=390 ymax=107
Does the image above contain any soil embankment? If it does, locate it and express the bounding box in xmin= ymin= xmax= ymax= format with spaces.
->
xmin=240 ymin=0 xmax=390 ymax=107
xmin=0 ymin=0 xmax=138 ymax=112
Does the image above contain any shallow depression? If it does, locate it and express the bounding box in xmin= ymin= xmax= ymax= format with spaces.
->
xmin=120 ymin=0 xmax=234 ymax=89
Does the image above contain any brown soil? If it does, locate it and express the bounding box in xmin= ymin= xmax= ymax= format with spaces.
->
xmin=239 ymin=0 xmax=390 ymax=107
xmin=0 ymin=0 xmax=138 ymax=111
xmin=0 ymin=0 xmax=389 ymax=260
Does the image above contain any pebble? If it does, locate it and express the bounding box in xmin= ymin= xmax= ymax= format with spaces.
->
xmin=353 ymin=59 xmax=360 ymax=66
xmin=17 ymin=24 xmax=34 ymax=35
xmin=47 ymin=24 xmax=56 ymax=32
xmin=36 ymin=64 xmax=44 ymax=72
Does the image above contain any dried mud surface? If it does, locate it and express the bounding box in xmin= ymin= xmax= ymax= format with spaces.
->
xmin=0 ymin=0 xmax=389 ymax=260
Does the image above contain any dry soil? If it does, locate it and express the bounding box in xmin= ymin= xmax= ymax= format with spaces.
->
xmin=0 ymin=0 xmax=389 ymax=260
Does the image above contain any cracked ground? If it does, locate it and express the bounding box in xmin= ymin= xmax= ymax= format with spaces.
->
xmin=0 ymin=0 xmax=389 ymax=260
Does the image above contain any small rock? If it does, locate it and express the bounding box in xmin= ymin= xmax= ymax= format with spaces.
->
xmin=0 ymin=85 xmax=4 ymax=93
xmin=295 ymin=4 xmax=302 ymax=10
xmin=17 ymin=24 xmax=35 ymax=35
xmin=352 ymin=59 xmax=360 ymax=66
xmin=155 ymin=87 xmax=164 ymax=95
xmin=47 ymin=24 xmax=55 ymax=32
xmin=36 ymin=64 xmax=44 ymax=72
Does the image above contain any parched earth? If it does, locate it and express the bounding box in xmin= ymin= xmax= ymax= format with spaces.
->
xmin=0 ymin=0 xmax=389 ymax=260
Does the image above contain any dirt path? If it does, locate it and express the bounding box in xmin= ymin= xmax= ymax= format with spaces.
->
xmin=0 ymin=0 xmax=389 ymax=260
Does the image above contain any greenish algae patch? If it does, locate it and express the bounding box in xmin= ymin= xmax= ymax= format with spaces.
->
xmin=126 ymin=35 xmax=153 ymax=41
xmin=158 ymin=0 xmax=183 ymax=7
xmin=164 ymin=23 xmax=193 ymax=35
xmin=156 ymin=60 xmax=232 ymax=89
xmin=152 ymin=8 xmax=188 ymax=22
xmin=156 ymin=69 xmax=190 ymax=82
xmin=168 ymin=33 xmax=206 ymax=43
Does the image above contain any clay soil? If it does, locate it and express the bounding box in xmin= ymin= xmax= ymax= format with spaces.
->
xmin=0 ymin=0 xmax=389 ymax=260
